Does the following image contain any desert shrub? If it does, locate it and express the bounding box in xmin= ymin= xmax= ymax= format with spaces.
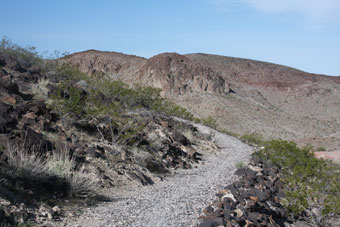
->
xmin=6 ymin=143 xmax=97 ymax=197
xmin=235 ymin=160 xmax=246 ymax=168
xmin=240 ymin=132 xmax=264 ymax=146
xmin=0 ymin=36 xmax=41 ymax=66
xmin=317 ymin=147 xmax=326 ymax=151
xmin=255 ymin=140 xmax=340 ymax=224
xmin=50 ymin=64 xmax=197 ymax=122
xmin=151 ymin=98 xmax=194 ymax=120
xmin=51 ymin=84 xmax=89 ymax=118
xmin=7 ymin=143 xmax=48 ymax=180
xmin=110 ymin=120 xmax=147 ymax=146
xmin=46 ymin=147 xmax=74 ymax=178
xmin=31 ymin=78 xmax=50 ymax=99
xmin=219 ymin=129 xmax=239 ymax=138
xmin=68 ymin=167 xmax=98 ymax=197
xmin=201 ymin=116 xmax=218 ymax=128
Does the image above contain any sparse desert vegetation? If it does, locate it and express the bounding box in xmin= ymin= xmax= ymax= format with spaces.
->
xmin=0 ymin=39 xmax=215 ymax=225
xmin=1 ymin=37 xmax=340 ymax=226
xmin=48 ymin=63 xmax=196 ymax=121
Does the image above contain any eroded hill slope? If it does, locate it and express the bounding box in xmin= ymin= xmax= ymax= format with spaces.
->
xmin=64 ymin=51 xmax=340 ymax=149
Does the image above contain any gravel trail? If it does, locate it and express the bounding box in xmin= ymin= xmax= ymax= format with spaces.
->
xmin=63 ymin=123 xmax=254 ymax=227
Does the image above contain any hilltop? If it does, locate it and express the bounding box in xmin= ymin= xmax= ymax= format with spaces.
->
xmin=64 ymin=50 xmax=340 ymax=150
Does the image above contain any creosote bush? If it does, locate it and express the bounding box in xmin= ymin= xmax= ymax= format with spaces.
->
xmin=0 ymin=36 xmax=41 ymax=66
xmin=254 ymin=140 xmax=340 ymax=225
xmin=49 ymin=64 xmax=222 ymax=131
xmin=50 ymin=64 xmax=196 ymax=122
xmin=240 ymin=132 xmax=264 ymax=146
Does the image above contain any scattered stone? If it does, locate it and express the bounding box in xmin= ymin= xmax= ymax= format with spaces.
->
xmin=171 ymin=131 xmax=191 ymax=146
xmin=1 ymin=95 xmax=16 ymax=105
xmin=200 ymin=156 xmax=288 ymax=226
xmin=52 ymin=206 xmax=61 ymax=215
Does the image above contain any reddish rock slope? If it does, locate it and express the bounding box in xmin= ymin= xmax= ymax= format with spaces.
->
xmin=63 ymin=50 xmax=340 ymax=149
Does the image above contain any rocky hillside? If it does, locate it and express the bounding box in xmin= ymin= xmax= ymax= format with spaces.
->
xmin=63 ymin=51 xmax=340 ymax=150
xmin=0 ymin=42 xmax=219 ymax=226
xmin=62 ymin=50 xmax=146 ymax=81
xmin=2 ymin=40 xmax=340 ymax=227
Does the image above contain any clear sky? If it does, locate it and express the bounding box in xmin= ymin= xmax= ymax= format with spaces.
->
xmin=1 ymin=0 xmax=339 ymax=75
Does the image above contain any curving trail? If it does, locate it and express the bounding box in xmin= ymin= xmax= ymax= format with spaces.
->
xmin=60 ymin=123 xmax=254 ymax=227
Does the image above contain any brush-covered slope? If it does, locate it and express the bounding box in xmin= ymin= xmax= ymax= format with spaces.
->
xmin=64 ymin=50 xmax=340 ymax=148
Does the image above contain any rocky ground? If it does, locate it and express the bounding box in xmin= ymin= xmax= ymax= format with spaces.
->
xmin=1 ymin=43 xmax=260 ymax=226
xmin=0 ymin=45 xmax=221 ymax=226
xmin=55 ymin=123 xmax=254 ymax=227
xmin=2 ymin=42 xmax=340 ymax=227
xmin=199 ymin=155 xmax=287 ymax=226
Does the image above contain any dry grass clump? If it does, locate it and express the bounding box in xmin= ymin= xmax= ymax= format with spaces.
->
xmin=68 ymin=167 xmax=99 ymax=197
xmin=7 ymin=143 xmax=48 ymax=180
xmin=31 ymin=78 xmax=50 ymax=99
xmin=6 ymin=143 xmax=98 ymax=197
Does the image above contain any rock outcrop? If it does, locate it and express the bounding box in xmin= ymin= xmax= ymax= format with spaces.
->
xmin=63 ymin=50 xmax=340 ymax=149
xmin=62 ymin=49 xmax=146 ymax=80
xmin=138 ymin=53 xmax=231 ymax=96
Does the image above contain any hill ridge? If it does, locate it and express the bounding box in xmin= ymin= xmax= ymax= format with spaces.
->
xmin=63 ymin=50 xmax=340 ymax=149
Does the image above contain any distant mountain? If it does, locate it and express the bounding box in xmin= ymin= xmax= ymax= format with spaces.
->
xmin=63 ymin=50 xmax=340 ymax=149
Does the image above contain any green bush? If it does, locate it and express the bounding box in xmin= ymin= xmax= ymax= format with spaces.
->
xmin=235 ymin=161 xmax=246 ymax=169
xmin=240 ymin=132 xmax=264 ymax=146
xmin=200 ymin=116 xmax=218 ymax=129
xmin=50 ymin=64 xmax=197 ymax=121
xmin=317 ymin=147 xmax=326 ymax=151
xmin=52 ymin=85 xmax=89 ymax=118
xmin=219 ymin=129 xmax=239 ymax=138
xmin=255 ymin=140 xmax=340 ymax=222
xmin=0 ymin=37 xmax=42 ymax=66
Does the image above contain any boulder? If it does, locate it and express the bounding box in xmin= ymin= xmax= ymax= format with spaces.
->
xmin=171 ymin=131 xmax=191 ymax=146
xmin=0 ymin=55 xmax=6 ymax=67
xmin=6 ymin=59 xmax=26 ymax=72
xmin=20 ymin=126 xmax=53 ymax=152
xmin=0 ymin=102 xmax=16 ymax=133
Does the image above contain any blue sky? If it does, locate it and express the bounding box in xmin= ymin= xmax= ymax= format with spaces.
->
xmin=1 ymin=0 xmax=339 ymax=76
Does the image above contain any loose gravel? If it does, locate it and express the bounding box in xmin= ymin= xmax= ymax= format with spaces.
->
xmin=61 ymin=123 xmax=254 ymax=227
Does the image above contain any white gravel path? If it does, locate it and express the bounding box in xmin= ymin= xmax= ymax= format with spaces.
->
xmin=62 ymin=123 xmax=254 ymax=227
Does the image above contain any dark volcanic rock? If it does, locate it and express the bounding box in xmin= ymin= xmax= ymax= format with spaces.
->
xmin=6 ymin=58 xmax=27 ymax=73
xmin=0 ymin=102 xmax=17 ymax=133
xmin=20 ymin=126 xmax=53 ymax=151
xmin=86 ymin=147 xmax=103 ymax=158
xmin=200 ymin=156 xmax=288 ymax=226
xmin=0 ymin=75 xmax=20 ymax=94
xmin=171 ymin=131 xmax=191 ymax=146
xmin=0 ymin=208 xmax=16 ymax=226
xmin=0 ymin=55 xmax=6 ymax=67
